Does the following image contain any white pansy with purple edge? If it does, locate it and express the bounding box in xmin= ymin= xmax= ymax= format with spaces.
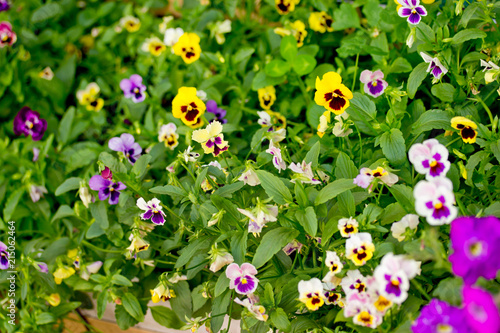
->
xmin=414 ymin=178 xmax=457 ymax=226
xmin=408 ymin=139 xmax=450 ymax=180
xmin=265 ymin=145 xmax=286 ymax=172
xmin=0 ymin=241 xmax=9 ymax=270
xmin=226 ymin=263 xmax=259 ymax=295
xmin=397 ymin=0 xmax=427 ymax=25
xmin=420 ymin=52 xmax=448 ymax=80
xmin=360 ymin=70 xmax=388 ymax=98
xmin=120 ymin=74 xmax=147 ymax=103
xmin=289 ymin=160 xmax=321 ymax=184
xmin=136 ymin=197 xmax=166 ymax=225
xmin=108 ymin=133 xmax=142 ymax=164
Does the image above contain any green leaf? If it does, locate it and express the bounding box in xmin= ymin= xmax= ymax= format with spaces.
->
xmin=86 ymin=222 xmax=105 ymax=239
xmin=99 ymin=152 xmax=127 ymax=174
xmin=51 ymin=205 xmax=74 ymax=223
xmin=335 ymin=152 xmax=358 ymax=179
xmin=150 ymin=306 xmax=184 ymax=329
xmin=389 ymin=57 xmax=412 ymax=74
xmin=332 ymin=3 xmax=360 ymax=30
xmin=175 ymin=236 xmax=213 ymax=268
xmin=407 ymin=62 xmax=429 ymax=99
xmin=170 ymin=281 xmax=192 ymax=319
xmin=115 ymin=305 xmax=139 ymax=330
xmin=304 ymin=141 xmax=321 ymax=168
xmin=111 ymin=274 xmax=133 ymax=287
xmin=97 ymin=290 xmax=108 ymax=319
xmin=31 ymin=3 xmax=62 ymax=23
xmin=271 ymin=308 xmax=291 ymax=332
xmin=3 ymin=188 xmax=24 ymax=222
xmin=337 ymin=190 xmax=355 ymax=217
xmin=416 ymin=22 xmax=435 ymax=43
xmin=349 ymin=92 xmax=376 ymax=119
xmin=265 ymin=59 xmax=291 ymax=77
xmin=379 ymin=129 xmax=406 ymax=166
xmin=252 ymin=227 xmax=300 ymax=268
xmin=431 ymin=83 xmax=455 ymax=102
xmin=122 ymin=292 xmax=144 ymax=322
xmin=484 ymin=202 xmax=500 ymax=217
xmin=224 ymin=0 xmax=237 ymax=17
xmin=388 ymin=185 xmax=414 ymax=212
xmin=55 ymin=177 xmax=82 ymax=196
xmin=292 ymin=54 xmax=317 ymax=76
xmin=211 ymin=290 xmax=232 ymax=333
xmin=252 ymin=71 xmax=287 ymax=91
xmin=58 ymin=107 xmax=75 ymax=145
xmin=213 ymin=181 xmax=245 ymax=198
xmin=36 ymin=312 xmax=56 ymax=325
xmin=132 ymin=154 xmax=152 ymax=179
xmin=489 ymin=139 xmax=500 ymax=164
xmin=432 ymin=277 xmax=463 ymax=306
xmin=465 ymin=151 xmax=489 ymax=187
xmin=451 ymin=28 xmax=486 ymax=44
xmin=90 ymin=201 xmax=109 ymax=230
xmin=411 ymin=110 xmax=451 ymax=137
xmin=280 ymin=35 xmax=298 ymax=62
xmin=256 ymin=170 xmax=293 ymax=205
xmin=296 ymin=206 xmax=318 ymax=237
xmin=231 ymin=231 xmax=248 ymax=264
xmin=233 ymin=47 xmax=255 ymax=63
xmin=150 ymin=185 xmax=187 ymax=198
xmin=215 ymin=273 xmax=230 ymax=297
xmin=315 ymin=179 xmax=357 ymax=205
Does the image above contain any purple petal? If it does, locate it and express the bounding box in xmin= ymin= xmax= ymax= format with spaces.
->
xmin=89 ymin=175 xmax=109 ymax=191
xmin=408 ymin=12 xmax=421 ymax=25
xmin=120 ymin=133 xmax=136 ymax=150
xmin=206 ymin=100 xmax=218 ymax=113
xmin=416 ymin=6 xmax=427 ymax=16
xmin=120 ymin=79 xmax=132 ymax=94
xmin=151 ymin=212 xmax=165 ymax=225
xmin=108 ymin=137 xmax=125 ymax=152
xmin=141 ymin=210 xmax=153 ymax=220
xmin=399 ymin=7 xmax=412 ymax=17
xmin=108 ymin=190 xmax=120 ymax=205
xmin=31 ymin=118 xmax=47 ymax=141
xmin=432 ymin=66 xmax=443 ymax=78
xmin=0 ymin=256 xmax=8 ymax=270
xmin=113 ymin=182 xmax=127 ymax=191
xmin=129 ymin=74 xmax=143 ymax=86
xmin=98 ymin=188 xmax=110 ymax=201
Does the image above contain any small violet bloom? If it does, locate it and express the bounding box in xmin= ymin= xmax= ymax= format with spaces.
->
xmin=37 ymin=262 xmax=49 ymax=273
xmin=30 ymin=185 xmax=48 ymax=203
xmin=449 ymin=216 xmax=500 ymax=285
xmin=463 ymin=285 xmax=500 ymax=333
xmin=13 ymin=107 xmax=48 ymax=141
xmin=412 ymin=299 xmax=470 ymax=333
xmin=0 ymin=1 xmax=10 ymax=12
xmin=108 ymin=133 xmax=142 ymax=164
xmin=0 ymin=21 xmax=16 ymax=47
xmin=226 ymin=263 xmax=259 ymax=295
xmin=120 ymin=74 xmax=146 ymax=103
xmin=359 ymin=70 xmax=388 ymax=98
xmin=136 ymin=197 xmax=166 ymax=225
xmin=265 ymin=145 xmax=286 ymax=173
xmin=397 ymin=0 xmax=427 ymax=25
xmin=206 ymin=100 xmax=227 ymax=124
xmin=89 ymin=175 xmax=126 ymax=205
xmin=0 ymin=241 xmax=9 ymax=270
xmin=421 ymin=52 xmax=448 ymax=80
xmin=414 ymin=178 xmax=457 ymax=226
xmin=408 ymin=139 xmax=450 ymax=180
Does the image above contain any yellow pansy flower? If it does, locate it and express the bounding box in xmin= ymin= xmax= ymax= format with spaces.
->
xmin=141 ymin=36 xmax=166 ymax=57
xmin=120 ymin=16 xmax=141 ymax=33
xmin=53 ymin=266 xmax=75 ymax=284
xmin=173 ymin=33 xmax=202 ymax=64
xmin=151 ymin=284 xmax=176 ymax=303
xmin=76 ymin=82 xmax=104 ymax=112
xmin=192 ymin=121 xmax=229 ymax=157
xmin=172 ymin=87 xmax=206 ymax=127
xmin=451 ymin=116 xmax=477 ymax=144
xmin=314 ymin=72 xmax=353 ymax=115
xmin=257 ymin=86 xmax=276 ymax=110
xmin=275 ymin=0 xmax=300 ymax=15
xmin=309 ymin=12 xmax=334 ymax=33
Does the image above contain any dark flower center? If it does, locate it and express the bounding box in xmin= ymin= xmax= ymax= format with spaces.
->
xmin=461 ymin=127 xmax=476 ymax=140
xmin=180 ymin=102 xmax=200 ymax=121
xmin=324 ymin=89 xmax=346 ymax=111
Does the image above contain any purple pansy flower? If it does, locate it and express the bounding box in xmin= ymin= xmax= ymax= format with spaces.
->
xmin=409 ymin=139 xmax=450 ymax=180
xmin=37 ymin=262 xmax=48 ymax=273
xmin=359 ymin=70 xmax=388 ymax=98
xmin=463 ymin=286 xmax=500 ymax=333
xmin=414 ymin=178 xmax=457 ymax=226
xmin=120 ymin=74 xmax=146 ymax=103
xmin=206 ymin=100 xmax=227 ymax=124
xmin=13 ymin=107 xmax=48 ymax=141
xmin=108 ymin=133 xmax=142 ymax=164
xmin=0 ymin=0 xmax=10 ymax=12
xmin=226 ymin=263 xmax=259 ymax=295
xmin=0 ymin=241 xmax=9 ymax=270
xmin=89 ymin=175 xmax=126 ymax=205
xmin=449 ymin=216 xmax=500 ymax=285
xmin=421 ymin=52 xmax=448 ymax=80
xmin=412 ymin=299 xmax=470 ymax=333
xmin=397 ymin=0 xmax=427 ymax=25
xmin=136 ymin=197 xmax=166 ymax=225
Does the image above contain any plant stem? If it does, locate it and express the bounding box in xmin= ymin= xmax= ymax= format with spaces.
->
xmin=351 ymin=53 xmax=360 ymax=92
xmin=81 ymin=240 xmax=123 ymax=254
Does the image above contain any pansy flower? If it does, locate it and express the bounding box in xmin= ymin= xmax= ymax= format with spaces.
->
xmin=141 ymin=36 xmax=166 ymax=56
xmin=341 ymin=270 xmax=367 ymax=296
xmin=391 ymin=214 xmax=419 ymax=242
xmin=173 ymin=32 xmax=201 ymax=64
xmin=36 ymin=262 xmax=48 ymax=273
xmin=463 ymin=286 xmax=500 ymax=333
xmin=298 ymin=278 xmax=326 ymax=311
xmin=322 ymin=283 xmax=344 ymax=306
xmin=275 ymin=0 xmax=299 ymax=15
xmin=0 ymin=1 xmax=10 ymax=12
xmin=451 ymin=116 xmax=477 ymax=144
xmin=265 ymin=145 xmax=287 ymax=173
xmin=127 ymin=233 xmax=150 ymax=255
xmin=158 ymin=123 xmax=179 ymax=150
xmin=208 ymin=244 xmax=234 ymax=273
xmin=346 ymin=233 xmax=375 ymax=266
xmin=420 ymin=52 xmax=448 ymax=81
xmin=159 ymin=16 xmax=174 ymax=34
xmin=89 ymin=175 xmax=126 ymax=205
xmin=315 ymin=72 xmax=353 ymax=115
xmin=408 ymin=139 xmax=450 ymax=179
xmin=289 ymin=161 xmax=321 ymax=184
xmin=120 ymin=16 xmax=141 ymax=32
xmin=76 ymin=82 xmax=104 ymax=112
xmin=397 ymin=0 xmax=427 ymax=25
xmin=206 ymin=100 xmax=227 ymax=124
xmin=274 ymin=20 xmax=307 ymax=47
xmin=332 ymin=113 xmax=353 ymax=137
xmin=151 ymin=283 xmax=176 ymax=303
xmin=317 ymin=111 xmax=330 ymax=138
xmin=29 ymin=184 xmax=48 ymax=202
xmin=344 ymin=293 xmax=383 ymax=329
xmin=80 ymin=261 xmax=103 ymax=281
xmin=0 ymin=21 xmax=16 ymax=47
xmin=323 ymin=251 xmax=344 ymax=283
xmin=234 ymin=298 xmax=269 ymax=322
xmin=39 ymin=67 xmax=54 ymax=80
xmin=412 ymin=299 xmax=470 ymax=333
xmin=238 ymin=165 xmax=260 ymax=186
xmin=353 ymin=167 xmax=398 ymax=191
xmin=309 ymin=11 xmax=333 ymax=33
xmin=283 ymin=239 xmax=303 ymax=256
xmin=13 ymin=107 xmax=47 ymax=141
xmin=360 ymin=70 xmax=388 ymax=98
xmin=53 ymin=266 xmax=75 ymax=284
xmin=182 ymin=146 xmax=200 ymax=163
xmin=257 ymin=86 xmax=276 ymax=110
xmin=136 ymin=198 xmax=166 ymax=225
xmin=237 ymin=202 xmax=278 ymax=236
xmin=120 ymin=74 xmax=146 ymax=103
xmin=163 ymin=27 xmax=184 ymax=48
xmin=414 ymin=178 xmax=457 ymax=226
xmin=226 ymin=263 xmax=259 ymax=295
xmin=192 ymin=121 xmax=229 ymax=156
xmin=480 ymin=59 xmax=500 ymax=84
xmin=0 ymin=241 xmax=9 ymax=270
xmin=211 ymin=19 xmax=232 ymax=44
xmin=338 ymin=217 xmax=359 ymax=238
xmin=172 ymin=87 xmax=206 ymax=127
xmin=257 ymin=111 xmax=286 ymax=131
xmin=449 ymin=216 xmax=500 ymax=285
xmin=109 ymin=133 xmax=142 ymax=164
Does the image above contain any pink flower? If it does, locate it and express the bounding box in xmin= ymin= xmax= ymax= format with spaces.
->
xmin=408 ymin=139 xmax=450 ymax=180
xmin=226 ymin=263 xmax=259 ymax=295
xmin=265 ymin=145 xmax=286 ymax=172
xmin=359 ymin=70 xmax=388 ymax=98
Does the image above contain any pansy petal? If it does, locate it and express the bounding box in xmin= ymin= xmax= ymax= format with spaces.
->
xmin=226 ymin=263 xmax=242 ymax=280
xmin=136 ymin=197 xmax=149 ymax=211
xmin=108 ymin=137 xmax=125 ymax=152
xmin=89 ymin=175 xmax=109 ymax=191
xmin=192 ymin=129 xmax=210 ymax=143
xmin=359 ymin=70 xmax=373 ymax=84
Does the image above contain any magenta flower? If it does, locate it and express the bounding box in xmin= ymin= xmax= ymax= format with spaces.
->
xmin=89 ymin=175 xmax=126 ymax=205
xmin=463 ymin=286 xmax=500 ymax=333
xmin=412 ymin=299 xmax=470 ymax=333
xmin=226 ymin=263 xmax=259 ymax=295
xmin=408 ymin=139 xmax=450 ymax=180
xmin=13 ymin=107 xmax=48 ymax=141
xmin=108 ymin=133 xmax=142 ymax=164
xmin=359 ymin=70 xmax=388 ymax=98
xmin=0 ymin=21 xmax=16 ymax=47
xmin=449 ymin=216 xmax=500 ymax=285
xmin=0 ymin=241 xmax=9 ymax=270
xmin=206 ymin=100 xmax=227 ymax=124
xmin=136 ymin=198 xmax=166 ymax=225
xmin=421 ymin=52 xmax=448 ymax=80
xmin=397 ymin=0 xmax=427 ymax=25
xmin=120 ymin=74 xmax=146 ymax=103
xmin=101 ymin=166 xmax=113 ymax=180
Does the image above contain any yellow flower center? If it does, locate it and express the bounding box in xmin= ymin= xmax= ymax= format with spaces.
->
xmin=372 ymin=81 xmax=378 ymax=87
xmin=133 ymin=87 xmax=140 ymax=94
xmin=430 ymin=160 xmax=438 ymax=167
xmin=434 ymin=202 xmax=443 ymax=209
xmin=391 ymin=279 xmax=400 ymax=286
xmin=357 ymin=311 xmax=373 ymax=325
xmin=153 ymin=210 xmax=158 ymax=214
xmin=241 ymin=278 xmax=247 ymax=284
xmin=109 ymin=187 xmax=114 ymax=191
xmin=437 ymin=324 xmax=453 ymax=333
xmin=469 ymin=242 xmax=483 ymax=257
xmin=27 ymin=121 xmax=34 ymax=129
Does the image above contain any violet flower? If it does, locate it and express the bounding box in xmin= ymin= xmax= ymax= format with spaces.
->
xmin=108 ymin=133 xmax=142 ymax=164
xmin=412 ymin=299 xmax=470 ymax=333
xmin=37 ymin=262 xmax=49 ymax=273
xmin=120 ymin=74 xmax=146 ymax=103
xmin=359 ymin=70 xmax=388 ymax=98
xmin=89 ymin=175 xmax=126 ymax=205
xmin=449 ymin=216 xmax=500 ymax=285
xmin=13 ymin=107 xmax=48 ymax=141
xmin=226 ymin=263 xmax=259 ymax=295
xmin=397 ymin=0 xmax=427 ymax=25
xmin=0 ymin=241 xmax=9 ymax=270
xmin=136 ymin=197 xmax=166 ymax=225
xmin=421 ymin=52 xmax=448 ymax=80
xmin=0 ymin=21 xmax=16 ymax=47
xmin=29 ymin=185 xmax=48 ymax=202
xmin=206 ymin=100 xmax=227 ymax=124
xmin=463 ymin=285 xmax=500 ymax=333
xmin=408 ymin=139 xmax=450 ymax=180
xmin=0 ymin=1 xmax=10 ymax=12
